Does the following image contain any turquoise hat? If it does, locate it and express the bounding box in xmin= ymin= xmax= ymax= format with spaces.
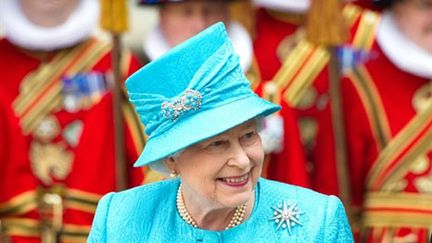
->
xmin=126 ymin=22 xmax=280 ymax=167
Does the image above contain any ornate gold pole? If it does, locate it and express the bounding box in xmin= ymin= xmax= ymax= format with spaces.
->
xmin=306 ymin=0 xmax=351 ymax=206
xmin=0 ymin=219 xmax=10 ymax=243
xmin=39 ymin=189 xmax=63 ymax=243
xmin=100 ymin=0 xmax=129 ymax=190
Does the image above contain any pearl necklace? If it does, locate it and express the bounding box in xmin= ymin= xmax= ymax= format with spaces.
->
xmin=176 ymin=184 xmax=247 ymax=230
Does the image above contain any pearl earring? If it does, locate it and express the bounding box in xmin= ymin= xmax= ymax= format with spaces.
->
xmin=170 ymin=170 xmax=178 ymax=178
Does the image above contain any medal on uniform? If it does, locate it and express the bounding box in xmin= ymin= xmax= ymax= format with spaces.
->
xmin=62 ymin=72 xmax=107 ymax=112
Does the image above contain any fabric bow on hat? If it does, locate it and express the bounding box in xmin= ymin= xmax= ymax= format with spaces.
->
xmin=128 ymin=41 xmax=252 ymax=138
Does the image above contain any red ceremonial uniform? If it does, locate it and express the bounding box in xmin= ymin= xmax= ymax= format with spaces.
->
xmin=0 ymin=37 xmax=147 ymax=242
xmin=253 ymin=7 xmax=310 ymax=187
xmin=339 ymin=12 xmax=432 ymax=242
xmin=253 ymin=4 xmax=370 ymax=189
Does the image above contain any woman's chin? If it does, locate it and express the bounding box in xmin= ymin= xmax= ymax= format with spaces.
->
xmin=216 ymin=183 xmax=254 ymax=208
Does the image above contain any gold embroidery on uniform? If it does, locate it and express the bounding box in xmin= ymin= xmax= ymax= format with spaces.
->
xmin=30 ymin=142 xmax=73 ymax=185
xmin=342 ymin=3 xmax=362 ymax=28
xmin=13 ymin=38 xmax=111 ymax=135
xmin=380 ymin=129 xmax=432 ymax=191
xmin=284 ymin=47 xmax=330 ymax=106
xmin=298 ymin=117 xmax=318 ymax=151
xmin=392 ymin=233 xmax=418 ymax=243
xmin=0 ymin=191 xmax=38 ymax=216
xmin=273 ymin=40 xmax=313 ymax=88
xmin=348 ymin=66 xmax=391 ymax=150
xmin=382 ymin=179 xmax=407 ymax=192
xmin=352 ymin=10 xmax=381 ymax=51
xmin=32 ymin=115 xmax=61 ymax=143
xmin=277 ymin=29 xmax=305 ymax=62
xmin=410 ymin=155 xmax=430 ymax=174
xmin=414 ymin=176 xmax=432 ymax=193
xmin=1 ymin=218 xmax=91 ymax=241
xmin=362 ymin=88 xmax=432 ymax=190
xmin=412 ymin=82 xmax=432 ymax=113
xmin=296 ymin=86 xmax=318 ymax=110
xmin=363 ymin=192 xmax=432 ymax=228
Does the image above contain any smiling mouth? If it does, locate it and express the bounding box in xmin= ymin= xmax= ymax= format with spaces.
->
xmin=218 ymin=173 xmax=250 ymax=187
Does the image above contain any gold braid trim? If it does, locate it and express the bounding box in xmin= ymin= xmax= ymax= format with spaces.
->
xmin=268 ymin=4 xmax=364 ymax=107
xmin=363 ymin=192 xmax=432 ymax=228
xmin=366 ymin=104 xmax=432 ymax=190
xmin=346 ymin=65 xmax=391 ymax=150
xmin=13 ymin=38 xmax=112 ymax=135
xmin=343 ymin=3 xmax=362 ymax=29
xmin=64 ymin=189 xmax=102 ymax=213
xmin=273 ymin=40 xmax=314 ymax=89
xmin=1 ymin=218 xmax=90 ymax=242
xmin=352 ymin=10 xmax=381 ymax=51
xmin=283 ymin=47 xmax=330 ymax=106
xmin=0 ymin=191 xmax=38 ymax=216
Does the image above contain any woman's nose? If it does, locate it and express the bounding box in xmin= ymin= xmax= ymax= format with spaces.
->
xmin=227 ymin=144 xmax=250 ymax=169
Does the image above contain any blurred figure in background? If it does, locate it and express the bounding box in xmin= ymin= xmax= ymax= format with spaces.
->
xmin=139 ymin=0 xmax=253 ymax=76
xmin=251 ymin=0 xmax=312 ymax=188
xmin=338 ymin=0 xmax=432 ymax=241
xmin=138 ymin=0 xmax=307 ymax=185
xmin=0 ymin=0 xmax=147 ymax=242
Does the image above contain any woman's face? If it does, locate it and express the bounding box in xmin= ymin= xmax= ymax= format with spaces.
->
xmin=159 ymin=1 xmax=229 ymax=47
xmin=393 ymin=0 xmax=432 ymax=53
xmin=167 ymin=120 xmax=264 ymax=209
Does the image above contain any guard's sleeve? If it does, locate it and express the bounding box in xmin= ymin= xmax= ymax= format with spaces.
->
xmin=324 ymin=196 xmax=354 ymax=243
xmin=87 ymin=193 xmax=115 ymax=243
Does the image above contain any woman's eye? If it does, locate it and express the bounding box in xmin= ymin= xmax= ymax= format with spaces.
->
xmin=240 ymin=131 xmax=258 ymax=145
xmin=209 ymin=140 xmax=225 ymax=147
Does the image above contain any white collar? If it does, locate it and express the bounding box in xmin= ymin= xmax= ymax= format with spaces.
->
xmin=253 ymin=0 xmax=310 ymax=13
xmin=377 ymin=11 xmax=432 ymax=78
xmin=1 ymin=0 xmax=99 ymax=51
xmin=143 ymin=21 xmax=253 ymax=71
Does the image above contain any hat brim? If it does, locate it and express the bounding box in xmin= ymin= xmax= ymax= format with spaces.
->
xmin=134 ymin=94 xmax=280 ymax=167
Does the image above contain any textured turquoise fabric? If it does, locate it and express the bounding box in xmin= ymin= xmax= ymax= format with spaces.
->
xmin=125 ymin=22 xmax=280 ymax=167
xmin=88 ymin=178 xmax=354 ymax=242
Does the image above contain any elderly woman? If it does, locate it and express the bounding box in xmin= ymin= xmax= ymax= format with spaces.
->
xmin=88 ymin=23 xmax=353 ymax=242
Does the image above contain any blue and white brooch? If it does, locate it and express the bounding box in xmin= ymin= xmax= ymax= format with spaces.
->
xmin=270 ymin=201 xmax=304 ymax=234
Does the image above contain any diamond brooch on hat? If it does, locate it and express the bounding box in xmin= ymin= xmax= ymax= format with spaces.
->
xmin=161 ymin=89 xmax=202 ymax=121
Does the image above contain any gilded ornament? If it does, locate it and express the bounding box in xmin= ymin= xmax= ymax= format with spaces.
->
xmin=298 ymin=118 xmax=318 ymax=151
xmin=277 ymin=30 xmax=305 ymax=62
xmin=412 ymin=82 xmax=432 ymax=113
xmin=414 ymin=176 xmax=432 ymax=193
xmin=30 ymin=142 xmax=73 ymax=185
xmin=63 ymin=120 xmax=84 ymax=147
xmin=33 ymin=116 xmax=61 ymax=143
xmin=382 ymin=179 xmax=407 ymax=193
xmin=296 ymin=87 xmax=318 ymax=110
xmin=409 ymin=155 xmax=429 ymax=174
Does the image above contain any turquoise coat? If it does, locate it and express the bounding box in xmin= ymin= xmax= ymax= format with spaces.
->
xmin=88 ymin=178 xmax=353 ymax=242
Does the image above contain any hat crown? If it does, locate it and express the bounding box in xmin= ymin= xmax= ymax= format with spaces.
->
xmin=126 ymin=22 xmax=253 ymax=138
